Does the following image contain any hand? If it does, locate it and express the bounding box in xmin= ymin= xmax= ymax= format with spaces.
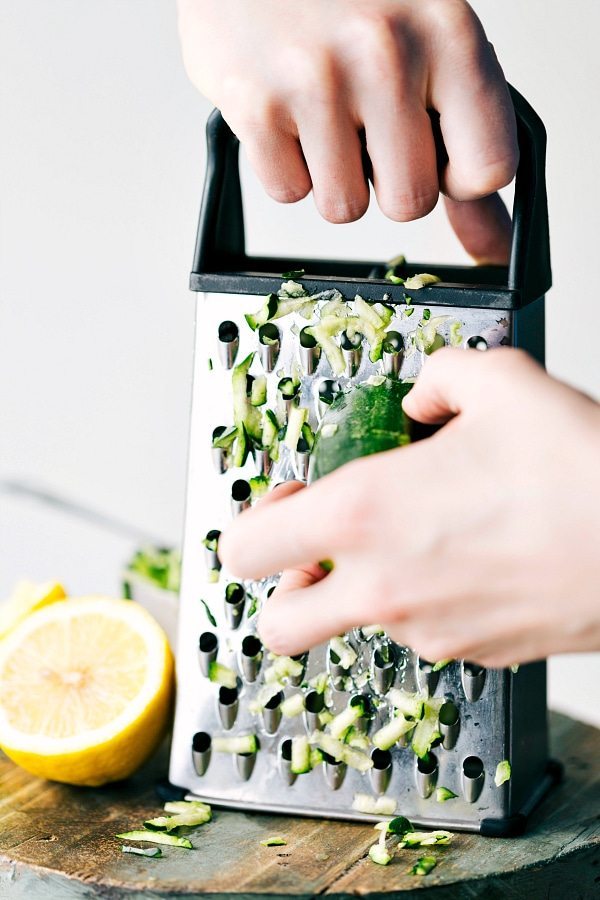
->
xmin=219 ymin=349 xmax=600 ymax=668
xmin=177 ymin=0 xmax=517 ymax=262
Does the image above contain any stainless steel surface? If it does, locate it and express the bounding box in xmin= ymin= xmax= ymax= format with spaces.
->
xmin=170 ymin=290 xmax=546 ymax=831
xmin=462 ymin=662 xmax=487 ymax=702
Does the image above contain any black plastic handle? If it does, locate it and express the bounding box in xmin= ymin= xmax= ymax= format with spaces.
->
xmin=192 ymin=85 xmax=550 ymax=308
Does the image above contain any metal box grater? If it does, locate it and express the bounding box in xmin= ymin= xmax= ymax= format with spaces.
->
xmin=169 ymin=86 xmax=561 ymax=835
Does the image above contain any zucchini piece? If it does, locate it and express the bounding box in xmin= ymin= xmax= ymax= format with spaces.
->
xmin=388 ymin=689 xmax=426 ymax=720
xmin=208 ymin=662 xmax=237 ymax=689
xmin=249 ymin=474 xmax=270 ymax=499
xmin=212 ymin=734 xmax=258 ymax=755
xmin=369 ymin=843 xmax=392 ymax=866
xmin=411 ymin=698 xmax=444 ymax=759
xmin=122 ymin=845 xmax=162 ymax=858
xmin=232 ymin=424 xmax=250 ymax=468
xmin=250 ymin=374 xmax=268 ymax=406
xmin=404 ymin=273 xmax=441 ymax=290
xmin=372 ymin=716 xmax=415 ymax=751
xmin=291 ymin=734 xmax=311 ymax=774
xmin=145 ymin=807 xmax=211 ymax=831
xmin=199 ymin=599 xmax=216 ymax=628
xmin=352 ymin=794 xmax=397 ymax=816
xmin=329 ymin=699 xmax=365 ymax=740
xmin=261 ymin=409 xmax=280 ymax=462
xmin=279 ymin=280 xmax=307 ymax=298
xmin=410 ymin=856 xmax=437 ymax=876
xmin=284 ymin=405 xmax=308 ymax=451
xmin=115 ymin=830 xmax=193 ymax=849
xmin=264 ymin=655 xmax=304 ymax=683
xmin=212 ymin=426 xmax=237 ymax=450
xmin=281 ymin=268 xmax=305 ymax=279
xmin=310 ymin=378 xmax=413 ymax=481
xmin=164 ymin=801 xmax=211 ymax=816
xmin=248 ymin=682 xmax=284 ymax=714
xmin=305 ymin=316 xmax=346 ymax=375
xmin=398 ymin=830 xmax=452 ymax=848
xmin=301 ymin=421 xmax=315 ymax=450
xmin=361 ymin=624 xmax=384 ymax=638
xmin=329 ymin=636 xmax=357 ymax=670
xmin=309 ymin=732 xmax=373 ymax=772
xmin=260 ymin=836 xmax=287 ymax=847
xmin=436 ymin=787 xmax=457 ymax=803
xmin=415 ymin=316 xmax=448 ymax=355
xmin=318 ymin=710 xmax=334 ymax=727
xmin=245 ymin=293 xmax=279 ymax=331
xmin=432 ymin=659 xmax=453 ymax=672
xmin=345 ymin=728 xmax=369 ymax=751
xmin=232 ymin=353 xmax=261 ymax=444
xmin=280 ymin=693 xmax=305 ymax=717
xmin=449 ymin=321 xmax=463 ymax=347
xmin=309 ymin=671 xmax=329 ymax=694
xmin=495 ymin=760 xmax=511 ymax=786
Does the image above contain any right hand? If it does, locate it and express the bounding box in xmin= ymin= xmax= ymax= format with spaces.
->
xmin=178 ymin=0 xmax=518 ymax=261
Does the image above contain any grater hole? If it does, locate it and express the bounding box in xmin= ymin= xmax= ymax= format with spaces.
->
xmin=466 ymin=335 xmax=488 ymax=351
xmin=218 ymin=321 xmax=239 ymax=343
xmin=219 ymin=686 xmax=238 ymax=706
xmin=439 ymin=701 xmax=459 ymax=727
xmin=340 ymin=330 xmax=362 ymax=350
xmin=299 ymin=327 xmax=318 ymax=349
xmin=231 ymin=479 xmax=251 ymax=502
xmin=258 ymin=323 xmax=280 ymax=345
xmin=463 ymin=662 xmax=484 ymax=677
xmin=199 ymin=632 xmax=218 ymax=653
xmin=225 ymin=583 xmax=245 ymax=605
xmin=265 ymin=691 xmax=284 ymax=711
xmin=417 ymin=753 xmax=438 ymax=776
xmin=371 ymin=748 xmax=392 ymax=770
xmin=305 ymin=691 xmax=325 ymax=714
xmin=383 ymin=331 xmax=404 ymax=354
xmin=463 ymin=756 xmax=484 ymax=779
xmin=192 ymin=731 xmax=211 ymax=753
xmin=318 ymin=379 xmax=340 ymax=405
xmin=280 ymin=738 xmax=293 ymax=762
xmin=242 ymin=635 xmax=262 ymax=658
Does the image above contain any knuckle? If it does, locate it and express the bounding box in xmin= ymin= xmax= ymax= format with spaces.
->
xmin=377 ymin=187 xmax=439 ymax=222
xmin=429 ymin=0 xmax=483 ymax=53
xmin=317 ymin=192 xmax=369 ymax=224
xmin=346 ymin=9 xmax=398 ymax=59
xmin=279 ymin=46 xmax=339 ymax=107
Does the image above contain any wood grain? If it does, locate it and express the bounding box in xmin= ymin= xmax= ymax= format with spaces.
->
xmin=0 ymin=712 xmax=597 ymax=899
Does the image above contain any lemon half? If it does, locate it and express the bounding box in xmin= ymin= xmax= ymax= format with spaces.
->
xmin=0 ymin=597 xmax=174 ymax=786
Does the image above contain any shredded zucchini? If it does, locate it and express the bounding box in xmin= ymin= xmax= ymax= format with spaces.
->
xmin=280 ymin=693 xmax=305 ymax=717
xmin=329 ymin=636 xmax=357 ymax=670
xmin=368 ymin=843 xmax=392 ymax=865
xmin=352 ymin=794 xmax=397 ymax=816
xmin=115 ymin=830 xmax=193 ymax=849
xmin=199 ymin=598 xmax=217 ymax=627
xmin=411 ymin=698 xmax=444 ymax=759
xmin=388 ymin=689 xmax=425 ymax=719
xmin=284 ymin=405 xmax=309 ymax=451
xmin=309 ymin=731 xmax=372 ymax=772
xmin=122 ymin=845 xmax=162 ymax=858
xmin=260 ymin=836 xmax=287 ymax=847
xmin=212 ymin=734 xmax=258 ymax=755
xmin=404 ymin=273 xmax=441 ymax=290
xmin=410 ymin=856 xmax=437 ymax=876
xmin=208 ymin=662 xmax=237 ymax=689
xmin=329 ymin=699 xmax=365 ymax=739
xmin=436 ymin=787 xmax=458 ymax=803
xmin=495 ymin=760 xmax=512 ymax=786
xmin=398 ymin=830 xmax=452 ymax=848
xmin=372 ymin=716 xmax=415 ymax=751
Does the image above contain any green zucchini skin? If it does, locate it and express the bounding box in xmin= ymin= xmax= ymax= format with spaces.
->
xmin=309 ymin=379 xmax=413 ymax=481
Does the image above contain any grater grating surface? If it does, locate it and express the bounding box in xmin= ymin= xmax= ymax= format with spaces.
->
xmin=169 ymin=85 xmax=559 ymax=834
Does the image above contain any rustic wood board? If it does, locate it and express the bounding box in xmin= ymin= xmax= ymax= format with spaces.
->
xmin=0 ymin=712 xmax=597 ymax=899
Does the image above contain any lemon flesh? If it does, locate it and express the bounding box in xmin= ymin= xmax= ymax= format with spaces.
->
xmin=0 ymin=597 xmax=174 ymax=786
xmin=0 ymin=580 xmax=67 ymax=640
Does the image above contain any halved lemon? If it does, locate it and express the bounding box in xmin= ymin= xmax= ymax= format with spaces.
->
xmin=0 ymin=580 xmax=67 ymax=641
xmin=0 ymin=597 xmax=174 ymax=786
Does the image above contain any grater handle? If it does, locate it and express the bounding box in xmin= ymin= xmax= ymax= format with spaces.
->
xmin=193 ymin=85 xmax=550 ymax=307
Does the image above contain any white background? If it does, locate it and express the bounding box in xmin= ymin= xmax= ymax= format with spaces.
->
xmin=1 ymin=1 xmax=598 ymax=726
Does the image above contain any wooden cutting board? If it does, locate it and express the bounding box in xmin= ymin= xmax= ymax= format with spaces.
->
xmin=0 ymin=711 xmax=597 ymax=899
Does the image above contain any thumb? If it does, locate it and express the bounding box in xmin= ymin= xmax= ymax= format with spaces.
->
xmin=444 ymin=193 xmax=511 ymax=265
xmin=402 ymin=347 xmax=486 ymax=425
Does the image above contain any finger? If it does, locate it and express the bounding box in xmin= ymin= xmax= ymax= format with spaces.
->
xmin=429 ymin=14 xmax=518 ymax=199
xmin=444 ymin=193 xmax=511 ymax=265
xmin=259 ymin=571 xmax=364 ymax=655
xmin=233 ymin=107 xmax=312 ymax=205
xmin=295 ymin=103 xmax=369 ymax=223
xmin=219 ymin=475 xmax=340 ymax=580
xmin=257 ymin=480 xmax=304 ymax=510
xmin=352 ymin=29 xmax=439 ymax=222
xmin=363 ymin=92 xmax=439 ymax=222
xmin=403 ymin=347 xmax=540 ymax=425
xmin=272 ymin=562 xmax=329 ymax=597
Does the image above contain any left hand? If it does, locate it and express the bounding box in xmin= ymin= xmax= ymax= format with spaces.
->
xmin=219 ymin=348 xmax=600 ymax=668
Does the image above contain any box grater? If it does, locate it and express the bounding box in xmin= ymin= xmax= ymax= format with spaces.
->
xmin=169 ymin=86 xmax=561 ymax=835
